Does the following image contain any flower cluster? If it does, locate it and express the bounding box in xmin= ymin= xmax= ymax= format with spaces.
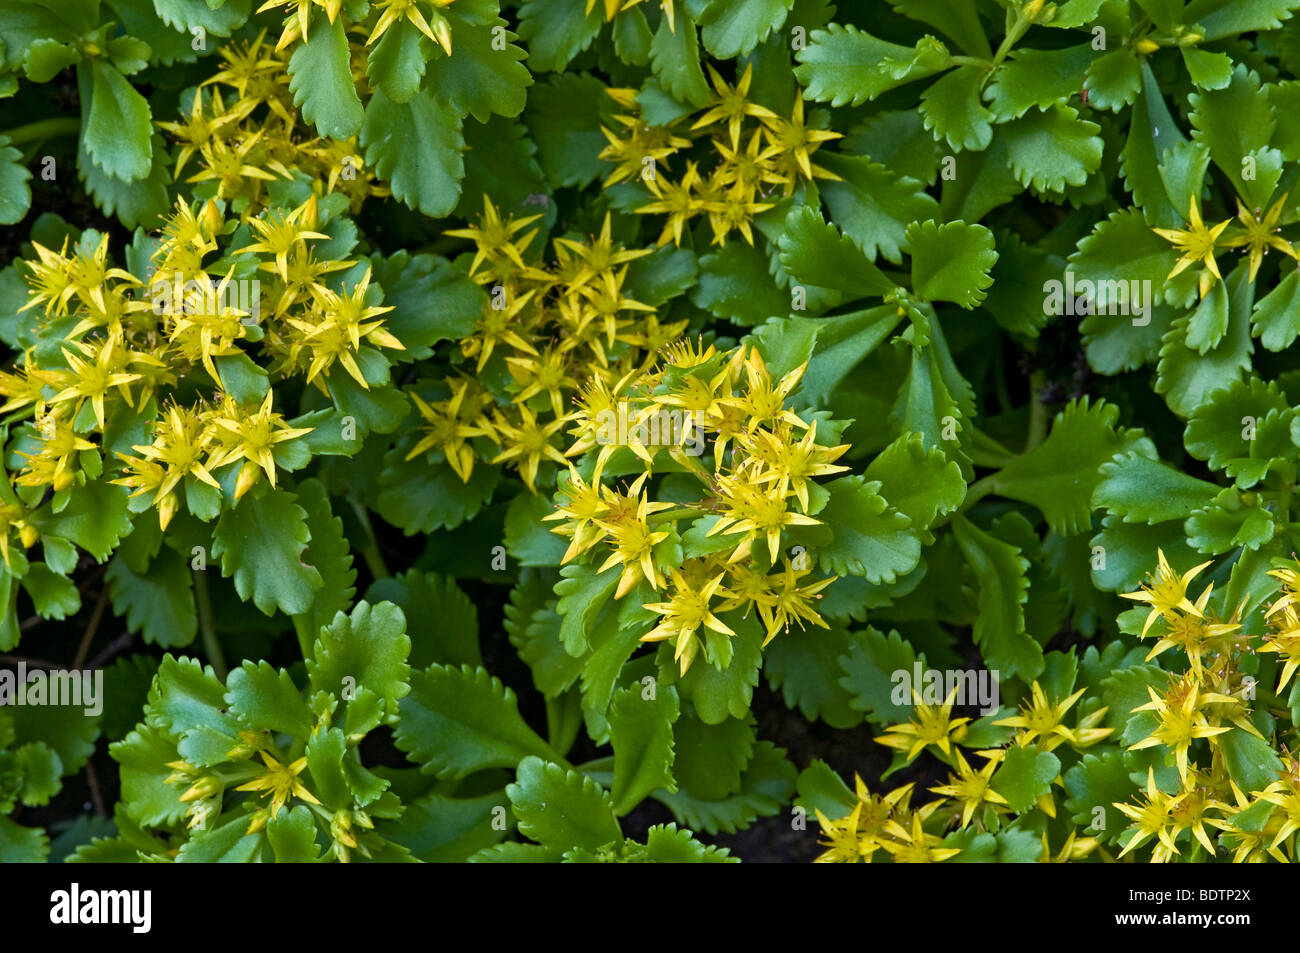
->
xmin=3 ymin=183 xmax=410 ymax=531
xmin=159 ymin=31 xmax=387 ymax=216
xmin=816 ymin=549 xmax=1300 ymax=863
xmin=545 ymin=340 xmax=848 ymax=675
xmin=1152 ymin=193 xmax=1297 ymax=298
xmin=408 ymin=197 xmax=684 ymax=491
xmin=599 ymin=65 xmax=841 ymax=247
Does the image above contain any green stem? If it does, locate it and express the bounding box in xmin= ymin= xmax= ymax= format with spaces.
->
xmin=1024 ymin=370 xmax=1049 ymax=452
xmin=350 ymin=500 xmax=391 ymax=580
xmin=949 ymin=55 xmax=993 ymax=68
xmin=2 ymin=118 xmax=80 ymax=147
xmin=193 ymin=568 xmax=226 ymax=681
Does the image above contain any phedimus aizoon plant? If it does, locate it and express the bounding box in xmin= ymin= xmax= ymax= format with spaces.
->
xmin=6 ymin=0 xmax=1300 ymax=864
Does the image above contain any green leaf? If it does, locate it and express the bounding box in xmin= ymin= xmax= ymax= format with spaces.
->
xmin=1189 ymin=64 xmax=1280 ymax=208
xmin=672 ymin=713 xmax=754 ymax=801
xmin=395 ymin=664 xmax=559 ymax=778
xmin=817 ymin=152 xmax=940 ymax=264
xmin=366 ymin=570 xmax=481 ymax=668
xmin=1219 ymin=726 xmax=1285 ymax=792
xmin=226 ymin=660 xmax=314 ymax=738
xmin=1001 ymin=103 xmax=1103 ymax=193
xmin=266 ymin=805 xmax=319 ymax=862
xmin=375 ymin=453 xmax=499 ymax=535
xmin=81 ymin=59 xmax=152 ymax=181
xmin=906 ymin=219 xmax=997 ymax=308
xmin=369 ymin=251 xmax=486 ymax=358
xmin=996 ymin=399 xmax=1131 ymax=535
xmin=0 ymin=136 xmax=31 ymax=225
xmin=1252 ymin=263 xmax=1300 ymax=350
xmin=673 ymin=610 xmax=764 ymax=724
xmin=111 ymin=723 xmax=185 ymax=826
xmin=1092 ymin=450 xmax=1221 ymax=523
xmin=985 ymin=45 xmax=1094 ymax=120
xmin=653 ymin=740 xmax=796 ymax=835
xmin=815 ymin=476 xmax=922 ymax=584
xmin=509 ymin=756 xmax=622 ymax=849
xmin=919 ymin=65 xmax=993 ymax=151
xmin=361 ymin=86 xmax=465 ymax=218
xmin=212 ymin=487 xmax=323 ymax=617
xmin=105 ymin=547 xmax=196 ymax=648
xmin=838 ymin=626 xmax=925 ymax=725
xmin=0 ymin=816 xmax=48 ymax=862
xmin=608 ymin=683 xmax=679 ymax=814
xmin=289 ymin=15 xmax=364 ymax=139
xmin=763 ymin=624 xmax=862 ymax=728
xmin=20 ymin=563 xmax=79 ymax=619
xmin=517 ymin=0 xmax=602 ymax=72
xmin=307 ymin=601 xmax=411 ymax=718
xmin=382 ymin=790 xmax=509 ymax=861
xmin=992 ymin=745 xmax=1060 ymax=813
xmin=649 ymin=12 xmax=711 ymax=107
xmin=1064 ymin=748 xmax=1139 ymax=845
xmin=366 ymin=19 xmax=428 ymax=105
xmin=426 ymin=16 xmax=531 ymax=122
xmin=525 ymin=72 xmax=615 ymax=189
xmin=31 ymin=480 xmax=133 ymax=561
xmin=691 ymin=240 xmax=790 ymax=325
xmin=864 ymin=432 xmax=965 ymax=532
xmin=777 ymin=204 xmax=896 ymax=298
xmin=294 ymin=478 xmax=356 ymax=641
xmin=699 ymin=0 xmax=794 ymax=58
xmin=794 ymin=23 xmax=949 ymax=106
xmin=951 ymin=515 xmax=1043 ymax=681
xmin=641 ymin=823 xmax=736 ymax=862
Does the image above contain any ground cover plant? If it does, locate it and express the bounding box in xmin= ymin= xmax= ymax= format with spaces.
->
xmin=3 ymin=0 xmax=1300 ymax=864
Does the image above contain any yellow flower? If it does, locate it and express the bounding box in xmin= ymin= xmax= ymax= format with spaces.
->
xmin=289 ymin=267 xmax=402 ymax=388
xmin=489 ymin=405 xmax=572 ymax=493
xmin=1120 ymin=548 xmax=1212 ymax=638
xmin=642 ymin=566 xmax=735 ymax=675
xmin=544 ymin=466 xmax=614 ymax=562
xmin=876 ymin=687 xmax=971 ymax=762
xmin=1222 ymin=193 xmax=1298 ymax=282
xmin=234 ymin=750 xmax=322 ymax=828
xmin=114 ymin=403 xmax=221 ymax=530
xmin=239 ymin=196 xmax=332 ymax=284
xmin=814 ymin=803 xmax=866 ymax=863
xmin=1262 ymin=603 xmax=1300 ymax=693
xmin=51 ymin=339 xmax=142 ymax=430
xmin=880 ymin=806 xmax=961 ymax=863
xmin=692 ymin=64 xmax=778 ymax=144
xmin=929 ymin=748 xmax=1009 ymax=828
xmin=1115 ymin=767 xmax=1188 ymax=861
xmin=994 ymin=681 xmax=1103 ymax=751
xmin=445 ymin=196 xmax=545 ymax=283
xmin=636 ymin=161 xmax=705 ymax=247
xmin=257 ymin=0 xmax=343 ymax=50
xmin=368 ymin=0 xmax=457 ymax=56
xmin=1151 ymin=197 xmax=1233 ymax=297
xmin=759 ymin=91 xmax=842 ymax=192
xmin=406 ymin=379 xmax=492 ymax=482
xmin=1128 ymin=677 xmax=1233 ymax=785
xmin=752 ymin=558 xmax=834 ymax=646
xmin=594 ymin=490 xmax=673 ymax=597
xmin=207 ymin=391 xmax=313 ymax=498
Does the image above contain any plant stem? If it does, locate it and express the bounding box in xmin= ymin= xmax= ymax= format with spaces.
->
xmin=193 ymin=568 xmax=225 ymax=681
xmin=71 ymin=586 xmax=109 ymax=670
xmin=350 ymin=500 xmax=391 ymax=580
xmin=1024 ymin=370 xmax=1049 ymax=452
xmin=2 ymin=117 xmax=80 ymax=147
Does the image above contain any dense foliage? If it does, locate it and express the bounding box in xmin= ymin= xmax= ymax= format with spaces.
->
xmin=4 ymin=0 xmax=1300 ymax=863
